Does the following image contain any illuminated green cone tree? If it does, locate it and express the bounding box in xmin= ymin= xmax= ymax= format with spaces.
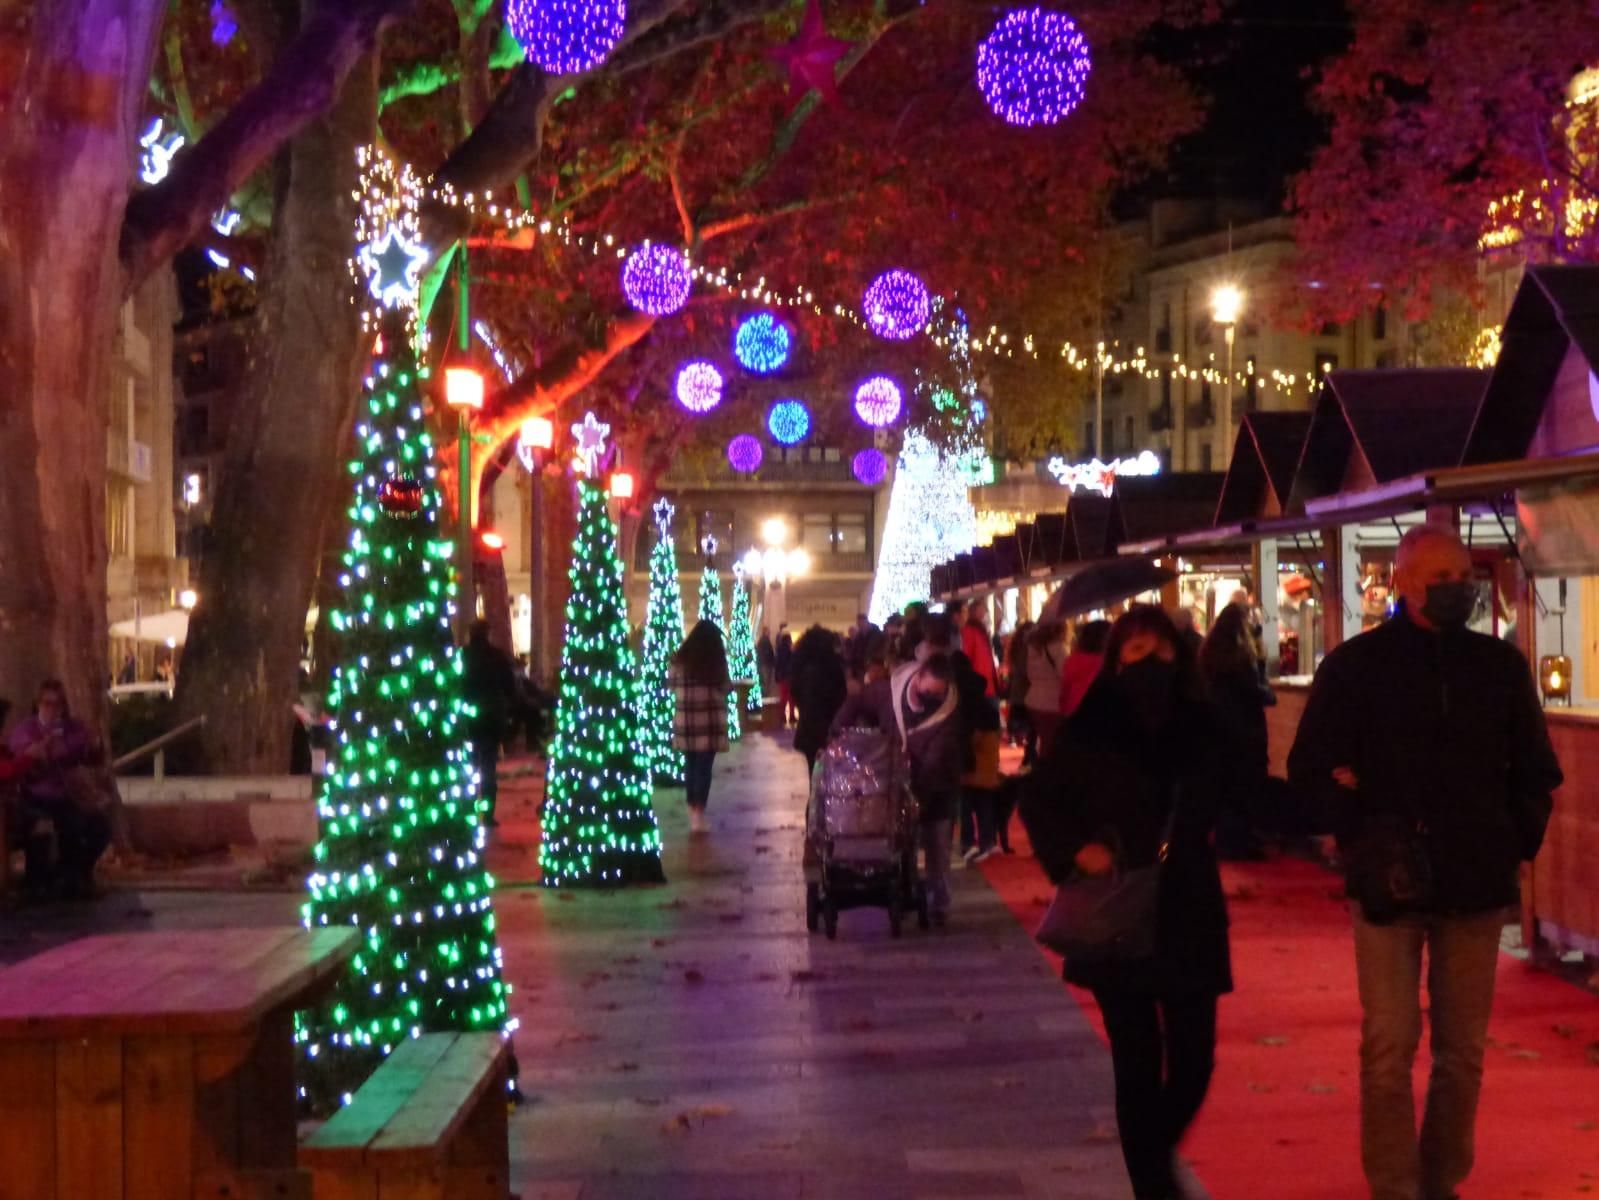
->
xmin=696 ymin=558 xmax=741 ymax=740
xmin=728 ymin=569 xmax=762 ymax=713
xmin=298 ymin=318 xmax=509 ymax=1106
xmin=538 ymin=412 xmax=665 ymax=887
xmin=638 ymin=498 xmax=685 ymax=785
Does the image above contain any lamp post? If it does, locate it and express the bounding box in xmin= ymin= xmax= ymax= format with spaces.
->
xmin=1210 ymin=284 xmax=1243 ymax=458
xmin=443 ymin=354 xmax=484 ymax=639
xmin=516 ymin=415 xmax=555 ymax=679
xmin=741 ymin=519 xmax=810 ymax=636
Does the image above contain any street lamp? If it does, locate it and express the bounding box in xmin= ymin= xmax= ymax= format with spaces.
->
xmin=1210 ymin=283 xmax=1244 ymax=452
xmin=516 ymin=416 xmax=557 ymax=679
xmin=761 ymin=515 xmax=790 ymax=548
xmin=443 ymin=349 xmax=484 ymax=637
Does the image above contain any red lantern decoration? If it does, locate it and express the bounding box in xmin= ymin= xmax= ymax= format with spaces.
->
xmin=378 ymin=475 xmax=424 ymax=518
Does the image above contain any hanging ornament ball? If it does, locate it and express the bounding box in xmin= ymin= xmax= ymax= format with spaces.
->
xmin=378 ymin=474 xmax=425 ymax=518
xmin=852 ymin=448 xmax=888 ymax=486
xmin=977 ymin=7 xmax=1092 ymax=128
xmin=622 ymin=243 xmax=693 ymax=315
xmin=675 ymin=360 xmax=724 ymax=413
xmin=766 ymin=399 xmax=811 ymax=445
xmin=853 ymin=375 xmax=904 ymax=428
xmin=734 ymin=312 xmax=792 ymax=374
xmin=506 ymin=0 xmax=627 ymax=74
xmin=861 ymin=269 xmax=931 ymax=341
xmin=727 ymin=434 xmax=764 ymax=473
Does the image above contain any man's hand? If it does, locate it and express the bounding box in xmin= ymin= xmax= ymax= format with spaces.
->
xmin=1074 ymin=842 xmax=1114 ymax=877
xmin=1332 ymin=766 xmax=1359 ymax=790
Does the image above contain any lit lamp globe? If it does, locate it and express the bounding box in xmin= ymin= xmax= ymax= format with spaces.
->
xmin=1210 ymin=283 xmax=1243 ymax=326
xmin=740 ymin=548 xmax=764 ymax=577
xmin=761 ymin=516 xmax=790 ymax=547
xmin=610 ymin=471 xmax=636 ymax=500
xmin=444 ymin=358 xmax=485 ymax=411
xmin=763 ymin=547 xmax=788 ymax=579
xmin=521 ymin=416 xmax=554 ymax=450
xmin=786 ymin=547 xmax=811 ymax=577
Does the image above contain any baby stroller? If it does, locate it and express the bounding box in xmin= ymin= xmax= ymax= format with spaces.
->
xmin=803 ymin=728 xmax=928 ymax=939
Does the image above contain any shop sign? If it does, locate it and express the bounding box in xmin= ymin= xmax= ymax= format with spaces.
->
xmin=1044 ymin=450 xmax=1162 ymax=496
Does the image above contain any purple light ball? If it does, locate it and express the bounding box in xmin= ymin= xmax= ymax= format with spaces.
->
xmin=852 ymin=448 xmax=888 ymax=486
xmin=853 ymin=375 xmax=904 ymax=428
xmin=622 ymin=243 xmax=692 ymax=316
xmin=727 ymin=434 xmax=763 ymax=474
xmin=506 ymin=0 xmax=627 ymax=74
xmin=674 ymin=360 xmax=724 ymax=413
xmin=861 ymin=270 xmax=931 ymax=341
xmin=977 ymin=7 xmax=1092 ymax=128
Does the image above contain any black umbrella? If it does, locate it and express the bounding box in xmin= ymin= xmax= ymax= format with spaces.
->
xmin=1040 ymin=558 xmax=1176 ymax=623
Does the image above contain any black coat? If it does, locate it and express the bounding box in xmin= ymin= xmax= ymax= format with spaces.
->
xmin=462 ymin=639 xmax=516 ymax=738
xmin=1021 ymin=683 xmax=1233 ymax=997
xmin=791 ymin=651 xmax=848 ymax=758
xmin=1288 ymin=612 xmax=1562 ymax=915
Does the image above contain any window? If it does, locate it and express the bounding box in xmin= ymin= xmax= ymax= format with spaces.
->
xmin=835 ymin=513 xmax=868 ymax=555
xmin=1200 ymin=442 xmax=1213 ymax=471
xmin=1373 ymin=304 xmax=1388 ymax=341
xmin=1102 ymin=421 xmax=1115 ymax=457
xmin=801 ymin=513 xmax=833 ymax=554
xmin=106 ymin=481 xmax=133 ymax=558
xmin=1161 ymin=372 xmax=1172 ymax=407
xmin=1124 ymin=416 xmax=1136 ymax=449
xmin=180 ymin=404 xmax=210 ymax=455
xmin=1084 ymin=421 xmax=1096 ymax=453
xmin=1318 ymin=320 xmax=1341 ymax=336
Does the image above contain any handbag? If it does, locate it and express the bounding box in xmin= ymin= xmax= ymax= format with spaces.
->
xmin=1345 ymin=811 xmax=1434 ymax=924
xmin=1034 ymin=793 xmax=1177 ymax=966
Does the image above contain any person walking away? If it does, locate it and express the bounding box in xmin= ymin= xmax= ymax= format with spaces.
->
xmin=790 ymin=625 xmax=849 ymax=776
xmin=1200 ymin=605 xmax=1273 ymax=860
xmin=461 ymin=620 xmax=516 ymax=827
xmin=1005 ymin=619 xmax=1034 ymax=758
xmin=1059 ymin=619 xmax=1111 ymax=718
xmin=959 ymin=692 xmax=1003 ymax=863
xmin=668 ymin=621 xmax=732 ymax=834
xmin=1020 ymin=606 xmax=1232 ymax=1200
xmin=1024 ymin=620 xmax=1068 ymax=752
xmin=774 ymin=624 xmax=795 ymax=725
xmin=961 ymin=605 xmax=999 ymax=696
xmin=7 ymin=680 xmax=110 ymax=899
xmin=1288 ymin=524 xmax=1561 ymax=1200
xmin=756 ymin=627 xmax=776 ymax=696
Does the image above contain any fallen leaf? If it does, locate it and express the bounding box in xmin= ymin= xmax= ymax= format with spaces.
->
xmin=1307 ymin=1082 xmax=1337 ymax=1094
xmin=683 ymin=969 xmax=705 ymax=984
xmin=790 ymin=969 xmax=825 ymax=983
xmin=613 ymin=1062 xmax=639 ymax=1072
xmin=1247 ymin=1082 xmax=1279 ymax=1094
xmin=844 ymin=1017 xmax=875 ymax=1032
xmin=1508 ymin=1048 xmax=1542 ymax=1060
xmin=1258 ymin=1036 xmax=1291 ymax=1047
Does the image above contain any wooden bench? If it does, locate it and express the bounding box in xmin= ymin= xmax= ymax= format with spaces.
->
xmin=299 ymin=1032 xmax=511 ymax=1200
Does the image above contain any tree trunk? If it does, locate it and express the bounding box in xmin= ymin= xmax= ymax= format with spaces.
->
xmin=174 ymin=18 xmax=377 ymax=773
xmin=0 ymin=3 xmax=165 ymax=731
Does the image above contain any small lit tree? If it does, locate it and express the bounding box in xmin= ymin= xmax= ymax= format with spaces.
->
xmin=695 ymin=541 xmax=741 ymax=741
xmin=727 ymin=566 xmax=762 ymax=713
xmin=638 ymin=498 xmax=685 ymax=784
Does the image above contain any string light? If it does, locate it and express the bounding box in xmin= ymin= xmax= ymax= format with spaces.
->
xmin=976 ymin=7 xmax=1092 ymax=128
xmin=734 ymin=311 xmax=792 ymax=373
xmin=622 ymin=242 xmax=693 ymax=315
xmin=675 ymin=360 xmax=724 ymax=413
xmin=506 ymin=0 xmax=626 ymax=75
xmin=726 ymin=568 xmax=762 ymax=713
xmin=862 ymin=269 xmax=931 ymax=341
xmin=868 ymin=429 xmax=979 ymax=625
xmin=853 ymin=375 xmax=904 ymax=427
xmin=766 ymin=399 xmax=811 ymax=444
xmin=639 ymin=499 xmax=685 ymax=785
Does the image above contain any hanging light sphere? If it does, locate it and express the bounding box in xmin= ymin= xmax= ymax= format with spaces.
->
xmin=734 ymin=312 xmax=792 ymax=374
xmin=621 ymin=243 xmax=693 ymax=315
xmin=674 ymin=360 xmax=724 ymax=413
xmin=727 ymin=434 xmax=764 ymax=473
xmin=853 ymin=375 xmax=904 ymax=428
xmin=861 ymin=270 xmax=931 ymax=341
xmin=977 ymin=7 xmax=1092 ymax=128
xmin=852 ymin=448 xmax=888 ymax=486
xmin=766 ymin=399 xmax=811 ymax=445
xmin=506 ymin=0 xmax=627 ymax=74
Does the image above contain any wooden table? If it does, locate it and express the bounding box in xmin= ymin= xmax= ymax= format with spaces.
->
xmin=0 ymin=926 xmax=359 ymax=1200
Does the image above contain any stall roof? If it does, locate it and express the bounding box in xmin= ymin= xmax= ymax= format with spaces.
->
xmin=1065 ymin=493 xmax=1115 ymax=563
xmin=1465 ymin=265 xmax=1599 ymax=464
xmin=1305 ymin=450 xmax=1599 ymax=518
xmin=1111 ymin=473 xmax=1225 ymax=550
xmin=1215 ymin=411 xmax=1314 ymax=525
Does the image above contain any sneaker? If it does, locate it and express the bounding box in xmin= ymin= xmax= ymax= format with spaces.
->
xmin=960 ymin=846 xmax=981 ymax=865
xmin=972 ymin=847 xmax=997 ymax=864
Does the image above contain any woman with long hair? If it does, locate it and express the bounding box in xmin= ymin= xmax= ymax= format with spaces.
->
xmin=790 ymin=625 xmax=849 ymax=776
xmin=668 ymin=621 xmax=731 ymax=834
xmin=1021 ymin=606 xmax=1232 ymax=1200
xmin=1200 ymin=603 xmax=1274 ymax=858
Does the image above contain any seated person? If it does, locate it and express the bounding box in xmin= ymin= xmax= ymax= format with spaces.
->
xmin=7 ymin=680 xmax=110 ymax=898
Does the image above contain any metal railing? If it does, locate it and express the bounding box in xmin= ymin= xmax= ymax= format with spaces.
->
xmin=112 ymin=715 xmax=205 ymax=781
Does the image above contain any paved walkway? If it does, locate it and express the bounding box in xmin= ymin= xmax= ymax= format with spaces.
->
xmin=498 ymin=734 xmax=1149 ymax=1200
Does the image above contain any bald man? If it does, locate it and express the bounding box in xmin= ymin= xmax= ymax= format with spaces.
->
xmin=1289 ymin=524 xmax=1562 ymax=1200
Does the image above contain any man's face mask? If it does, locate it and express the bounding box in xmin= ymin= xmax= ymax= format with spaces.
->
xmin=1421 ymin=580 xmax=1478 ymax=631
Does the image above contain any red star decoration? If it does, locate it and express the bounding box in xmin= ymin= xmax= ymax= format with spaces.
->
xmin=769 ymin=0 xmax=852 ymax=103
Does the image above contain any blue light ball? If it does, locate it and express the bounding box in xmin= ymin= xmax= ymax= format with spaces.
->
xmin=734 ymin=312 xmax=791 ymax=374
xmin=507 ymin=0 xmax=627 ymax=74
xmin=977 ymin=7 xmax=1092 ymax=128
xmin=767 ymin=400 xmax=811 ymax=445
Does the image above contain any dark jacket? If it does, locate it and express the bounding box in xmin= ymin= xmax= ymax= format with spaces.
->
xmin=790 ymin=641 xmax=848 ymax=759
xmin=1206 ymin=664 xmax=1270 ymax=788
xmin=462 ymin=638 xmax=517 ymax=737
xmin=1287 ymin=612 xmax=1562 ymax=916
xmin=1020 ymin=683 xmax=1233 ymax=997
xmin=774 ymin=633 xmax=794 ymax=683
xmin=832 ymin=663 xmax=965 ymax=823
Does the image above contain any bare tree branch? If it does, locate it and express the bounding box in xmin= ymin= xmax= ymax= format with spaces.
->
xmin=120 ymin=0 xmax=417 ymax=291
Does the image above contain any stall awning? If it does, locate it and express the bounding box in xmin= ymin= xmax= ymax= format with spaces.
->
xmin=1305 ymin=451 xmax=1599 ymax=519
